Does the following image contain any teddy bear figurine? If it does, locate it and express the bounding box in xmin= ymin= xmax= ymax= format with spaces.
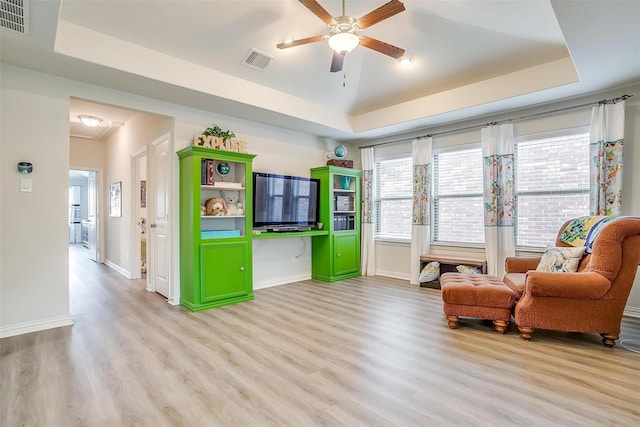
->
xmin=221 ymin=190 xmax=243 ymax=216
xmin=204 ymin=197 xmax=227 ymax=216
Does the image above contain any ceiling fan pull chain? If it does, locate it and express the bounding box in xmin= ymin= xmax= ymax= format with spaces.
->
xmin=343 ymin=73 xmax=346 ymax=87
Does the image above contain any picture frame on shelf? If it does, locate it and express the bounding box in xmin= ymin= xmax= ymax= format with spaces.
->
xmin=109 ymin=181 xmax=122 ymax=217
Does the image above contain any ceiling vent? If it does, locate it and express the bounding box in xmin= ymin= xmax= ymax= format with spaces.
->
xmin=1 ymin=0 xmax=29 ymax=34
xmin=242 ymin=49 xmax=273 ymax=71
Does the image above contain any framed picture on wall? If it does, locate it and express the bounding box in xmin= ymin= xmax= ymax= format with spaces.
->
xmin=140 ymin=180 xmax=146 ymax=208
xmin=109 ymin=181 xmax=122 ymax=217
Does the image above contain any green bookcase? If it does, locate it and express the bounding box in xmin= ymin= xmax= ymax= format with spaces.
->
xmin=310 ymin=166 xmax=362 ymax=282
xmin=177 ymin=146 xmax=256 ymax=311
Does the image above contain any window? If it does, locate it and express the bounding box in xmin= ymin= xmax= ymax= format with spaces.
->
xmin=515 ymin=130 xmax=590 ymax=248
xmin=375 ymin=157 xmax=412 ymax=240
xmin=433 ymin=147 xmax=484 ymax=244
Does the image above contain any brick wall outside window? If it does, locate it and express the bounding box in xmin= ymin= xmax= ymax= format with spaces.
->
xmin=373 ymin=131 xmax=591 ymax=248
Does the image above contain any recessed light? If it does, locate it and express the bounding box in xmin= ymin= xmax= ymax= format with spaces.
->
xmin=281 ymin=36 xmax=295 ymax=45
xmin=78 ymin=115 xmax=103 ymax=127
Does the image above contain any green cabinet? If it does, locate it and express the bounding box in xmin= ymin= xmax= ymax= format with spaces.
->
xmin=200 ymin=241 xmax=249 ymax=303
xmin=177 ymin=146 xmax=256 ymax=311
xmin=311 ymin=166 xmax=361 ymax=282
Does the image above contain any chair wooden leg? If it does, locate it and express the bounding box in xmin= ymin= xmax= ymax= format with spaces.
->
xmin=446 ymin=316 xmax=458 ymax=329
xmin=518 ymin=326 xmax=534 ymax=341
xmin=493 ymin=320 xmax=508 ymax=334
xmin=600 ymin=333 xmax=619 ymax=348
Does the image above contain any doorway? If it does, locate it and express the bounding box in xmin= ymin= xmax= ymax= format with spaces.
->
xmin=68 ymin=169 xmax=99 ymax=262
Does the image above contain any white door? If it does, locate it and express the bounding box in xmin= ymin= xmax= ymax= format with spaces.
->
xmin=87 ymin=171 xmax=98 ymax=262
xmin=150 ymin=135 xmax=171 ymax=298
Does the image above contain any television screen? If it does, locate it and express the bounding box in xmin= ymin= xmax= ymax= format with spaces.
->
xmin=253 ymin=173 xmax=319 ymax=230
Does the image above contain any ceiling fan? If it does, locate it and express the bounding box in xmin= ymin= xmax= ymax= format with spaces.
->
xmin=277 ymin=0 xmax=406 ymax=73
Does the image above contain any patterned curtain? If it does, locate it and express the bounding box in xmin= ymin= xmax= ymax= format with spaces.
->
xmin=482 ymin=123 xmax=515 ymax=279
xmin=410 ymin=137 xmax=432 ymax=285
xmin=361 ymin=147 xmax=376 ymax=275
xmin=590 ymin=101 xmax=625 ymax=215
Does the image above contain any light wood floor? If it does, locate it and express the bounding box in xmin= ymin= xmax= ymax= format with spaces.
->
xmin=1 ymin=245 xmax=639 ymax=426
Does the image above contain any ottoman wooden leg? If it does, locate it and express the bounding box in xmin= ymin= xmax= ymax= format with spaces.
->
xmin=600 ymin=333 xmax=619 ymax=348
xmin=446 ymin=316 xmax=459 ymax=329
xmin=493 ymin=320 xmax=508 ymax=334
xmin=518 ymin=326 xmax=534 ymax=341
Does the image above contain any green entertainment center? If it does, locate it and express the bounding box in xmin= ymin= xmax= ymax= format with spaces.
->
xmin=178 ymin=146 xmax=361 ymax=311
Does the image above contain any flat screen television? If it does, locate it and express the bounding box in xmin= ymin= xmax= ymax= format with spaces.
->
xmin=253 ymin=172 xmax=320 ymax=231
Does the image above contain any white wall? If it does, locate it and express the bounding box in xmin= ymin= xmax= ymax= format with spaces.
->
xmin=1 ymin=65 xmax=73 ymax=336
xmin=0 ymin=62 xmax=342 ymax=335
xmin=359 ymin=87 xmax=640 ymax=315
xmin=2 ymin=61 xmax=637 ymax=338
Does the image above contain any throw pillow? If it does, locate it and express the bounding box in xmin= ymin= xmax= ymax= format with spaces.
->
xmin=536 ymin=246 xmax=585 ymax=273
xmin=419 ymin=261 xmax=440 ymax=282
xmin=456 ymin=265 xmax=482 ymax=275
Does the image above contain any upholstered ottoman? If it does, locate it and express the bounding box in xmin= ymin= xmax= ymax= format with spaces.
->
xmin=440 ymin=273 xmax=517 ymax=333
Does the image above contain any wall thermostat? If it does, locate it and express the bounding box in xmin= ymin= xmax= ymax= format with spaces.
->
xmin=17 ymin=162 xmax=33 ymax=174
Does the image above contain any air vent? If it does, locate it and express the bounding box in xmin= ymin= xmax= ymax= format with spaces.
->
xmin=1 ymin=0 xmax=29 ymax=34
xmin=242 ymin=48 xmax=273 ymax=71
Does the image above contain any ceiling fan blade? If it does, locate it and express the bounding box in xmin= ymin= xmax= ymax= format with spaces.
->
xmin=299 ymin=0 xmax=336 ymax=26
xmin=357 ymin=0 xmax=405 ymax=29
xmin=330 ymin=51 xmax=345 ymax=73
xmin=360 ymin=36 xmax=405 ymax=59
xmin=277 ymin=35 xmax=327 ymax=49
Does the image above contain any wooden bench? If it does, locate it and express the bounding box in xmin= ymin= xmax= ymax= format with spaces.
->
xmin=419 ymin=255 xmax=487 ymax=289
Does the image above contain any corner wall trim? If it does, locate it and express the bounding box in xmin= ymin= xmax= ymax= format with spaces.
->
xmin=105 ymin=260 xmax=131 ymax=278
xmin=0 ymin=315 xmax=74 ymax=339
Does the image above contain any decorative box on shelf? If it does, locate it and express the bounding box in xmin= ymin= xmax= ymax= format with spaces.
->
xmin=327 ymin=159 xmax=353 ymax=168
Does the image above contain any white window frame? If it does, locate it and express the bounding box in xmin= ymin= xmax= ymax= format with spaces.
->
xmin=431 ymin=142 xmax=485 ymax=247
xmin=374 ymin=154 xmax=413 ymax=242
xmin=514 ymin=126 xmax=591 ymax=250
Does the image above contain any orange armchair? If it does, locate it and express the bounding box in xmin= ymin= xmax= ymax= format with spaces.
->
xmin=504 ymin=217 xmax=640 ymax=347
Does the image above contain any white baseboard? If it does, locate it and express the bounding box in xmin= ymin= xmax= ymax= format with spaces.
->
xmin=623 ymin=306 xmax=640 ymax=318
xmin=105 ymin=260 xmax=131 ymax=278
xmin=254 ymin=274 xmax=311 ymax=290
xmin=0 ymin=315 xmax=74 ymax=339
xmin=375 ymin=269 xmax=411 ymax=282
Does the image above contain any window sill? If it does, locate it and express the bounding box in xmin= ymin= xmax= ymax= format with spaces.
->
xmin=375 ymin=237 xmax=411 ymax=245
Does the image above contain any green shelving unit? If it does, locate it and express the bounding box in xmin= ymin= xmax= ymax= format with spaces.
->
xmin=177 ymin=146 xmax=256 ymax=311
xmin=310 ymin=166 xmax=362 ymax=282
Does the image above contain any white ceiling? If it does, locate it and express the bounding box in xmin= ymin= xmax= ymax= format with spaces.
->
xmin=1 ymin=0 xmax=639 ymax=142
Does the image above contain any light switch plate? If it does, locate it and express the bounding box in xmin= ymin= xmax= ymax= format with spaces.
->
xmin=20 ymin=178 xmax=33 ymax=192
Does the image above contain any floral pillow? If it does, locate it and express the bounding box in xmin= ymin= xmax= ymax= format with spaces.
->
xmin=536 ymin=246 xmax=585 ymax=273
xmin=419 ymin=262 xmax=440 ymax=282
xmin=456 ymin=265 xmax=482 ymax=275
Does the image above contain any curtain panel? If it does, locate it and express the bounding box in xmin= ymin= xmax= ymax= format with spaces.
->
xmin=482 ymin=124 xmax=515 ymax=279
xmin=361 ymin=147 xmax=376 ymax=275
xmin=410 ymin=137 xmax=432 ymax=285
xmin=590 ymin=101 xmax=625 ymax=216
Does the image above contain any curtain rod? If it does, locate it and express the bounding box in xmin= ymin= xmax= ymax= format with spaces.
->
xmin=359 ymin=94 xmax=633 ymax=149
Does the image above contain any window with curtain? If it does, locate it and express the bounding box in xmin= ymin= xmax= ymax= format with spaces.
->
xmin=433 ymin=147 xmax=484 ymax=244
xmin=515 ymin=129 xmax=590 ymax=248
xmin=375 ymin=157 xmax=412 ymax=240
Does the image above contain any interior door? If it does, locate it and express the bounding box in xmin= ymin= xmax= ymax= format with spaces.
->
xmin=150 ymin=135 xmax=171 ymax=298
xmin=87 ymin=171 xmax=98 ymax=262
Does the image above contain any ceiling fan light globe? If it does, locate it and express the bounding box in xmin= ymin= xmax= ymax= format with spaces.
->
xmin=328 ymin=32 xmax=359 ymax=54
xmin=398 ymin=54 xmax=414 ymax=67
